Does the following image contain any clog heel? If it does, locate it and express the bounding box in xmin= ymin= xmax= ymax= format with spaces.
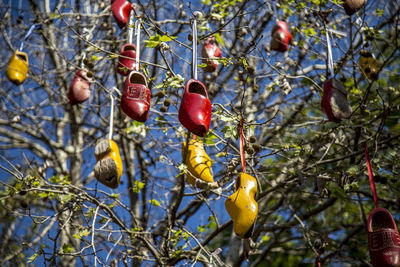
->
xmin=120 ymin=71 xmax=151 ymax=122
xmin=178 ymin=79 xmax=212 ymax=137
xmin=6 ymin=50 xmax=29 ymax=85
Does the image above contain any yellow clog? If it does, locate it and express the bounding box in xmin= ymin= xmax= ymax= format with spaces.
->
xmin=94 ymin=139 xmax=123 ymax=188
xmin=6 ymin=50 xmax=29 ymax=85
xmin=359 ymin=50 xmax=379 ymax=80
xmin=225 ymin=172 xmax=258 ymax=239
xmin=182 ymin=139 xmax=214 ymax=187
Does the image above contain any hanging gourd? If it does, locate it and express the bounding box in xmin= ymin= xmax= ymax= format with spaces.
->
xmin=182 ymin=138 xmax=215 ymax=187
xmin=111 ymin=0 xmax=132 ymax=29
xmin=120 ymin=17 xmax=151 ymax=122
xmin=6 ymin=24 xmax=39 ymax=85
xmin=201 ymin=36 xmax=222 ymax=72
xmin=270 ymin=20 xmax=292 ymax=52
xmin=364 ymin=144 xmax=400 ymax=267
xmin=359 ymin=50 xmax=379 ymax=81
xmin=94 ymin=89 xmax=123 ymax=189
xmin=68 ymin=68 xmax=94 ymax=105
xmin=117 ymin=43 xmax=137 ymax=76
xmin=178 ymin=12 xmax=212 ymax=137
xmin=343 ymin=0 xmax=366 ymax=16
xmin=225 ymin=120 xmax=258 ymax=239
xmin=320 ymin=27 xmax=352 ymax=122
xmin=6 ymin=50 xmax=29 ymax=85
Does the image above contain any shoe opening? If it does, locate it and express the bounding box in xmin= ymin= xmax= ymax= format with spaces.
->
xmin=371 ymin=210 xmax=395 ymax=231
xmin=130 ymin=72 xmax=146 ymax=85
xmin=235 ymin=175 xmax=242 ymax=191
xmin=123 ymin=45 xmax=136 ymax=51
xmin=17 ymin=53 xmax=27 ymax=62
xmin=188 ymin=81 xmax=207 ymax=97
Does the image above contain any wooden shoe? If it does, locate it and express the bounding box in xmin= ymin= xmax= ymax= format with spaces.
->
xmin=94 ymin=139 xmax=123 ymax=188
xmin=270 ymin=21 xmax=292 ymax=52
xmin=69 ymin=69 xmax=94 ymax=105
xmin=117 ymin=43 xmax=137 ymax=76
xmin=225 ymin=173 xmax=258 ymax=239
xmin=6 ymin=50 xmax=29 ymax=85
xmin=120 ymin=71 xmax=151 ymax=122
xmin=367 ymin=208 xmax=400 ymax=267
xmin=360 ymin=50 xmax=379 ymax=81
xmin=321 ymin=78 xmax=352 ymax=122
xmin=343 ymin=0 xmax=366 ymax=16
xmin=201 ymin=36 xmax=222 ymax=72
xmin=111 ymin=0 xmax=132 ymax=29
xmin=178 ymin=79 xmax=211 ymax=137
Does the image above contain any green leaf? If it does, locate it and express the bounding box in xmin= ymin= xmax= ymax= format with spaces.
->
xmin=145 ymin=34 xmax=177 ymax=48
xmin=27 ymin=253 xmax=39 ymax=263
xmin=132 ymin=180 xmax=146 ymax=193
xmin=213 ymin=33 xmax=224 ymax=47
xmin=149 ymin=199 xmax=160 ymax=207
xmin=62 ymin=243 xmax=73 ymax=253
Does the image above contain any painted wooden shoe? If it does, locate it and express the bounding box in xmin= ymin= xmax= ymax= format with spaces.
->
xmin=367 ymin=208 xmax=400 ymax=267
xmin=69 ymin=69 xmax=94 ymax=105
xmin=6 ymin=50 xmax=29 ymax=85
xmin=343 ymin=0 xmax=366 ymax=16
xmin=117 ymin=43 xmax=137 ymax=76
xmin=182 ymin=139 xmax=214 ymax=187
xmin=94 ymin=139 xmax=123 ymax=189
xmin=270 ymin=21 xmax=292 ymax=52
xmin=360 ymin=50 xmax=379 ymax=81
xmin=120 ymin=71 xmax=151 ymax=122
xmin=201 ymin=36 xmax=222 ymax=73
xmin=111 ymin=0 xmax=132 ymax=29
xmin=321 ymin=78 xmax=352 ymax=122
xmin=225 ymin=173 xmax=258 ymax=239
xmin=178 ymin=79 xmax=211 ymax=137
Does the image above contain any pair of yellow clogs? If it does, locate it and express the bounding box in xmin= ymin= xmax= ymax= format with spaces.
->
xmin=6 ymin=50 xmax=29 ymax=85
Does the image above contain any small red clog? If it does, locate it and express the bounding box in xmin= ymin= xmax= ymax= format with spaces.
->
xmin=111 ymin=0 xmax=132 ymax=29
xmin=120 ymin=71 xmax=151 ymax=122
xmin=68 ymin=69 xmax=94 ymax=105
xmin=117 ymin=43 xmax=137 ymax=76
xmin=270 ymin=21 xmax=292 ymax=52
xmin=320 ymin=78 xmax=352 ymax=122
xmin=201 ymin=36 xmax=222 ymax=72
xmin=368 ymin=208 xmax=400 ymax=267
xmin=178 ymin=79 xmax=211 ymax=137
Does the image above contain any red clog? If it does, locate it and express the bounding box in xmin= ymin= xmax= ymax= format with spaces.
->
xmin=120 ymin=71 xmax=151 ymax=122
xmin=111 ymin=0 xmax=132 ymax=29
xmin=201 ymin=36 xmax=222 ymax=72
xmin=117 ymin=43 xmax=137 ymax=76
xmin=343 ymin=0 xmax=366 ymax=16
xmin=68 ymin=69 xmax=94 ymax=105
xmin=178 ymin=79 xmax=211 ymax=137
xmin=368 ymin=208 xmax=400 ymax=267
xmin=320 ymin=78 xmax=352 ymax=122
xmin=270 ymin=21 xmax=292 ymax=52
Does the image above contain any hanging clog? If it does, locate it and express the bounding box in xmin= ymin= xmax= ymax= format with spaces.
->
xmin=120 ymin=71 xmax=151 ymax=122
xmin=117 ymin=43 xmax=137 ymax=76
xmin=225 ymin=172 xmax=258 ymax=239
xmin=182 ymin=139 xmax=214 ymax=187
xmin=359 ymin=50 xmax=379 ymax=81
xmin=367 ymin=208 xmax=400 ymax=267
xmin=6 ymin=50 xmax=29 ymax=85
xmin=320 ymin=78 xmax=352 ymax=122
xmin=111 ymin=0 xmax=132 ymax=29
xmin=178 ymin=79 xmax=211 ymax=137
xmin=94 ymin=139 xmax=123 ymax=188
xmin=68 ymin=69 xmax=94 ymax=105
xmin=343 ymin=0 xmax=366 ymax=16
xmin=270 ymin=21 xmax=292 ymax=52
xmin=201 ymin=36 xmax=222 ymax=73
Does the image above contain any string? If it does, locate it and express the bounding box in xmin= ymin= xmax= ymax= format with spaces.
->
xmin=19 ymin=24 xmax=40 ymax=51
xmin=325 ymin=28 xmax=334 ymax=77
xmin=108 ymin=88 xmax=116 ymax=140
xmin=272 ymin=0 xmax=278 ymax=21
xmin=192 ymin=12 xmax=200 ymax=80
xmin=80 ymin=53 xmax=86 ymax=69
xmin=128 ymin=12 xmax=134 ymax=45
xmin=355 ymin=16 xmax=366 ymax=47
xmin=238 ymin=119 xmax=246 ymax=173
xmin=135 ymin=19 xmax=141 ymax=71
xmin=315 ymin=255 xmax=321 ymax=267
xmin=364 ymin=143 xmax=379 ymax=208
